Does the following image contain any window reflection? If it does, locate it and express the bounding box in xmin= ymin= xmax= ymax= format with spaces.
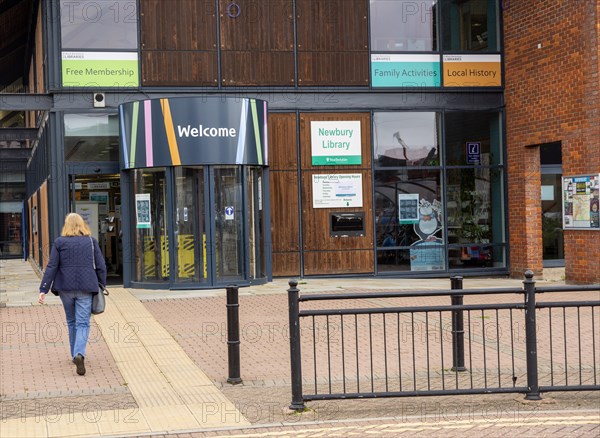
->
xmin=64 ymin=114 xmax=119 ymax=162
xmin=374 ymin=113 xmax=441 ymax=167
xmin=442 ymin=0 xmax=499 ymax=52
xmin=370 ymin=0 xmax=438 ymax=51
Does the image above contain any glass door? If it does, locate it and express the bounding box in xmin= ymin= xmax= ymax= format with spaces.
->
xmin=173 ymin=167 xmax=208 ymax=284
xmin=213 ymin=166 xmax=244 ymax=284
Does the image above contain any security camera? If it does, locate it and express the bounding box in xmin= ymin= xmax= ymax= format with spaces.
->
xmin=93 ymin=93 xmax=106 ymax=108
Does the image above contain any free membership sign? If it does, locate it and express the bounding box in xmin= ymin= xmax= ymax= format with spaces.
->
xmin=311 ymin=121 xmax=362 ymax=166
xmin=62 ymin=52 xmax=139 ymax=87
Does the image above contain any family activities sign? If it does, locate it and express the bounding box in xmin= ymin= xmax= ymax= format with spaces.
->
xmin=310 ymin=121 xmax=362 ymax=165
xmin=371 ymin=54 xmax=440 ymax=87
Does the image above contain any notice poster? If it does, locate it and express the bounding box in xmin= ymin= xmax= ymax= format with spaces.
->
xmin=562 ymin=174 xmax=600 ymax=230
xmin=398 ymin=194 xmax=419 ymax=224
xmin=76 ymin=202 xmax=99 ymax=240
xmin=312 ymin=174 xmax=363 ymax=208
xmin=135 ymin=194 xmax=152 ymax=229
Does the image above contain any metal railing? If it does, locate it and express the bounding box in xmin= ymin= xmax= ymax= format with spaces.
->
xmin=287 ymin=271 xmax=600 ymax=410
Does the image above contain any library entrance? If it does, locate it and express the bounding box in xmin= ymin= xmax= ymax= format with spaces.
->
xmin=128 ymin=165 xmax=266 ymax=288
xmin=119 ymin=96 xmax=269 ymax=289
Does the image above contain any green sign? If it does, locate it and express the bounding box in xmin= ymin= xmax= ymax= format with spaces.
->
xmin=310 ymin=121 xmax=362 ymax=166
xmin=372 ymin=54 xmax=440 ymax=87
xmin=62 ymin=52 xmax=139 ymax=87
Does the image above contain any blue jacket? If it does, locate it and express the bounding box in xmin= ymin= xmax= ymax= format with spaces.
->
xmin=40 ymin=236 xmax=107 ymax=294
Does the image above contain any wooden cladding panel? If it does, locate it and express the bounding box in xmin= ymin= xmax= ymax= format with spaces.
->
xmin=40 ymin=182 xmax=49 ymax=269
xmin=299 ymin=113 xmax=372 ymax=170
xmin=140 ymin=0 xmax=217 ymax=51
xmin=268 ymin=113 xmax=297 ymax=171
xmin=141 ymin=52 xmax=217 ymax=86
xmin=219 ymin=0 xmax=294 ymax=51
xmin=272 ymin=252 xmax=301 ymax=277
xmin=270 ymin=171 xmax=300 ymax=253
xmin=221 ymin=51 xmax=294 ymax=86
xmin=303 ymin=250 xmax=374 ymax=275
xmin=298 ymin=52 xmax=369 ymax=86
xmin=301 ymin=170 xmax=373 ymax=251
xmin=28 ymin=197 xmax=35 ymax=264
xmin=296 ymin=0 xmax=368 ymax=51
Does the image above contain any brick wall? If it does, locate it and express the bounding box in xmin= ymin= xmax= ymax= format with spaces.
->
xmin=504 ymin=0 xmax=600 ymax=283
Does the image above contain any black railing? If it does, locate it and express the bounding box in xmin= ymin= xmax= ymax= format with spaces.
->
xmin=287 ymin=272 xmax=600 ymax=410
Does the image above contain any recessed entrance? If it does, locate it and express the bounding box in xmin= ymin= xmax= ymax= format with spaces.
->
xmin=69 ymin=173 xmax=123 ymax=285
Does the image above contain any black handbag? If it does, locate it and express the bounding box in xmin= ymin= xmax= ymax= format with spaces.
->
xmin=90 ymin=237 xmax=109 ymax=315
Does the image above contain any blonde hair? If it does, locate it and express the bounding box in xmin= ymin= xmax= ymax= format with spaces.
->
xmin=61 ymin=213 xmax=92 ymax=237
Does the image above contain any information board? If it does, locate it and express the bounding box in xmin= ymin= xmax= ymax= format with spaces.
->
xmin=562 ymin=174 xmax=600 ymax=230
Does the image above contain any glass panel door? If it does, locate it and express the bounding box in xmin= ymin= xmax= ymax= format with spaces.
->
xmin=173 ymin=167 xmax=208 ymax=284
xmin=213 ymin=166 xmax=243 ymax=283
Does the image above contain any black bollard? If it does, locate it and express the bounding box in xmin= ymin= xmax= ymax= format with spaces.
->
xmin=523 ymin=270 xmax=541 ymax=400
xmin=451 ymin=276 xmax=467 ymax=372
xmin=226 ymin=285 xmax=242 ymax=384
xmin=288 ymin=279 xmax=305 ymax=410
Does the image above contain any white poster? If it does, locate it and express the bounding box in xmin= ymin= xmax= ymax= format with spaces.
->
xmin=135 ymin=194 xmax=152 ymax=229
xmin=312 ymin=174 xmax=363 ymax=208
xmin=76 ymin=202 xmax=99 ymax=240
xmin=398 ymin=194 xmax=420 ymax=224
xmin=311 ymin=121 xmax=362 ymax=165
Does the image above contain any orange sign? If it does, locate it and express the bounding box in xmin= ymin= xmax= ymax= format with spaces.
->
xmin=443 ymin=55 xmax=501 ymax=87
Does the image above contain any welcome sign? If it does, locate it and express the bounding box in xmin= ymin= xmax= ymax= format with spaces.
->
xmin=311 ymin=121 xmax=362 ymax=165
xmin=119 ymin=97 xmax=268 ymax=169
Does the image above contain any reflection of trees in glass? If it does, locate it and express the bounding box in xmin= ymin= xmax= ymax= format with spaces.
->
xmin=448 ymin=170 xmax=491 ymax=243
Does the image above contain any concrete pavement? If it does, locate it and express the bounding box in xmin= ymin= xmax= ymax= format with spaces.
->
xmin=1 ymin=258 xmax=598 ymax=437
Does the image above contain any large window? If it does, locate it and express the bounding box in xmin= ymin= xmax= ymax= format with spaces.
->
xmin=445 ymin=111 xmax=505 ymax=269
xmin=370 ymin=0 xmax=438 ymax=52
xmin=441 ymin=0 xmax=499 ymax=52
xmin=374 ymin=110 xmax=505 ymax=273
xmin=64 ymin=114 xmax=119 ymax=162
xmin=374 ymin=112 xmax=443 ymax=272
xmin=60 ymin=0 xmax=138 ymax=49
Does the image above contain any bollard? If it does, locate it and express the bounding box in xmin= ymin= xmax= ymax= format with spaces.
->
xmin=523 ymin=270 xmax=541 ymax=400
xmin=226 ymin=285 xmax=242 ymax=384
xmin=451 ymin=276 xmax=467 ymax=372
xmin=288 ymin=279 xmax=305 ymax=410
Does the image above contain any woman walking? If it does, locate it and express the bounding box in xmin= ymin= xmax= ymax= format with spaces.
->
xmin=38 ymin=213 xmax=106 ymax=376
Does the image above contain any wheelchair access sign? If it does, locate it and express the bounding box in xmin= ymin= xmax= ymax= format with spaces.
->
xmin=466 ymin=142 xmax=481 ymax=164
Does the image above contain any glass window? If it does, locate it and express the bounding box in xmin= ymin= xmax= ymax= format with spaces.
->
xmin=446 ymin=167 xmax=504 ymax=245
xmin=132 ymin=169 xmax=169 ymax=283
xmin=370 ymin=0 xmax=438 ymax=51
xmin=60 ymin=0 xmax=138 ymax=49
xmin=441 ymin=0 xmax=499 ymax=52
xmin=375 ymin=169 xmax=444 ymax=272
xmin=247 ymin=167 xmax=266 ymax=280
xmin=64 ymin=114 xmax=119 ymax=162
xmin=214 ymin=166 xmax=243 ymax=282
xmin=374 ymin=112 xmax=441 ymax=167
xmin=444 ymin=112 xmax=502 ymax=166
